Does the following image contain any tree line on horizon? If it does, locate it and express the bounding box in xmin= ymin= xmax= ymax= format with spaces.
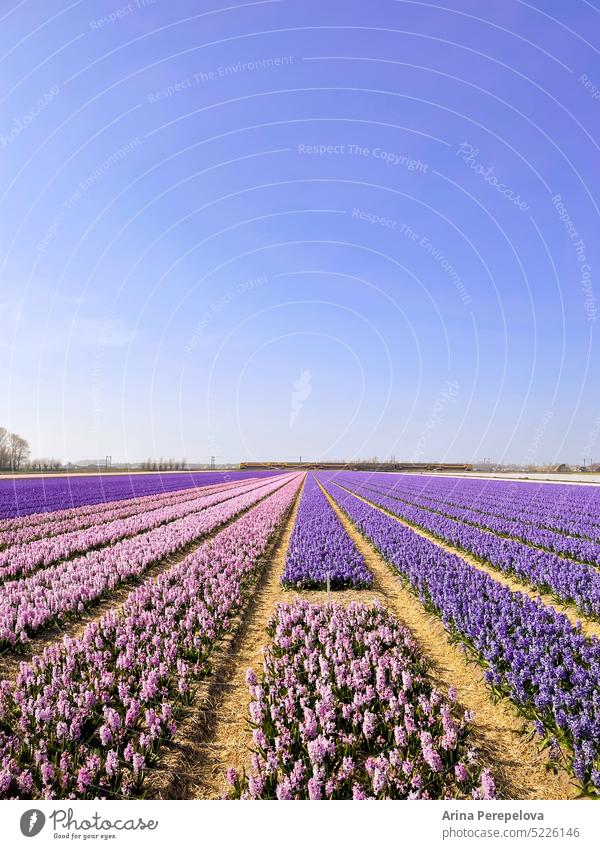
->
xmin=140 ymin=458 xmax=187 ymax=471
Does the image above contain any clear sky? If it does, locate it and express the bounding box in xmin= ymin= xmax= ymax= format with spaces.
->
xmin=0 ymin=0 xmax=598 ymax=464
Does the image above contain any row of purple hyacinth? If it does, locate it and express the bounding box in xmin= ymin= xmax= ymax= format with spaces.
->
xmin=347 ymin=476 xmax=600 ymax=565
xmin=404 ymin=475 xmax=600 ymax=522
xmin=0 ymin=470 xmax=275 ymax=520
xmin=0 ymin=474 xmax=296 ymax=650
xmin=320 ymin=477 xmax=600 ymax=795
xmin=337 ymin=476 xmax=600 ymax=622
xmin=0 ymin=475 xmax=280 ymax=583
xmin=281 ymin=474 xmax=372 ymax=589
xmin=0 ymin=477 xmax=248 ymax=548
xmin=352 ymin=474 xmax=600 ymax=541
xmin=397 ymin=477 xmax=600 ymax=541
xmin=0 ymin=475 xmax=302 ymax=799
xmin=227 ymin=600 xmax=495 ymax=800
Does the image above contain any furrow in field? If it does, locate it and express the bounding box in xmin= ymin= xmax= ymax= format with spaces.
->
xmin=335 ymin=481 xmax=600 ymax=641
xmin=316 ymin=482 xmax=573 ymax=800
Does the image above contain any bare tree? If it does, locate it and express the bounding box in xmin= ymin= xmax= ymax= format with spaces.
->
xmin=0 ymin=429 xmax=30 ymax=470
xmin=9 ymin=433 xmax=30 ymax=470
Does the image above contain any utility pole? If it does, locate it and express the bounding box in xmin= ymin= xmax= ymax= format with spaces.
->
xmin=210 ymin=455 xmax=215 ymax=470
xmin=105 ymin=455 xmax=111 ymax=470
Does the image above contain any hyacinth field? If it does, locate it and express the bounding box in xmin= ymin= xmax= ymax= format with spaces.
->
xmin=0 ymin=470 xmax=600 ymax=800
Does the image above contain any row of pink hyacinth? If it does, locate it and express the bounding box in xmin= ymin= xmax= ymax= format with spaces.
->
xmin=227 ymin=600 xmax=496 ymax=800
xmin=0 ymin=475 xmax=280 ymax=583
xmin=0 ymin=476 xmax=252 ymax=548
xmin=0 ymin=474 xmax=297 ymax=650
xmin=0 ymin=475 xmax=302 ymax=799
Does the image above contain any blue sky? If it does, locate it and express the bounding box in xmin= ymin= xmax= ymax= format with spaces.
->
xmin=0 ymin=0 xmax=598 ymax=464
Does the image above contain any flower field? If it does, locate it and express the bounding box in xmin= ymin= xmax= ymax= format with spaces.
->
xmin=0 ymin=469 xmax=599 ymax=799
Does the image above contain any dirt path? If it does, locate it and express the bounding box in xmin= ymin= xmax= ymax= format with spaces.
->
xmin=333 ymin=482 xmax=600 ymax=642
